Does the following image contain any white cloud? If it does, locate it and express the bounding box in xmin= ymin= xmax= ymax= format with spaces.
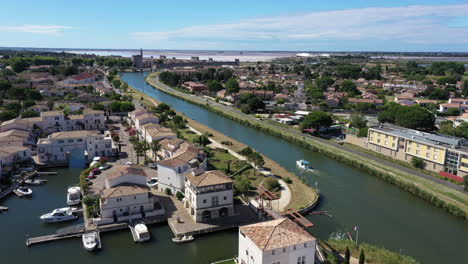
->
xmin=0 ymin=24 xmax=71 ymax=35
xmin=132 ymin=4 xmax=468 ymax=45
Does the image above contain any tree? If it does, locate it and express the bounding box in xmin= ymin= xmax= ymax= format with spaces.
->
xmin=172 ymin=115 xmax=186 ymax=129
xmin=247 ymin=152 xmax=264 ymax=169
xmin=462 ymin=81 xmax=468 ymax=97
xmin=411 ymin=157 xmax=425 ymax=169
xmin=23 ymin=100 xmax=36 ymax=108
xmin=234 ymin=177 xmax=251 ymax=195
xmin=5 ymin=102 xmax=22 ymax=115
xmin=0 ymin=79 xmax=11 ymax=96
xmin=359 ymin=249 xmax=365 ymax=264
xmin=340 ymin=80 xmax=360 ymax=95
xmin=153 ymin=103 xmax=170 ymax=114
xmin=119 ymin=101 xmax=135 ymax=112
xmin=21 ymin=110 xmax=40 ymax=118
xmin=25 ymin=89 xmax=43 ymax=100
xmin=150 ymin=141 xmax=161 ymax=160
xmin=264 ymin=178 xmax=281 ymax=192
xmin=112 ymin=79 xmax=121 ymax=88
xmin=10 ymin=58 xmax=30 ymax=73
xmin=344 ymin=247 xmax=351 ymax=264
xmin=447 ymin=108 xmax=461 ymax=116
xmin=225 ymin=78 xmax=240 ymax=94
xmin=350 ymin=115 xmax=367 ymax=129
xmin=47 ymin=100 xmax=54 ymax=111
xmin=207 ymin=80 xmax=223 ymax=92
xmin=8 ymin=87 xmax=26 ymax=103
xmin=301 ymin=111 xmax=333 ymax=133
xmin=92 ymin=103 xmax=105 ymax=110
xmin=176 ymin=191 xmax=185 ymax=201
xmin=316 ymin=76 xmax=335 ymax=91
xmin=198 ymin=134 xmax=210 ymax=146
xmin=378 ymin=103 xmax=435 ymax=129
xmin=0 ymin=111 xmax=17 ymax=121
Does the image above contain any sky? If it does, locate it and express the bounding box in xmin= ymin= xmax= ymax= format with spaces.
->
xmin=1 ymin=0 xmax=468 ymax=52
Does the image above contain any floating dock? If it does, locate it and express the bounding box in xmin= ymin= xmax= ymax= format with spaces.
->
xmin=26 ymin=233 xmax=81 ymax=246
xmin=37 ymin=172 xmax=58 ymax=175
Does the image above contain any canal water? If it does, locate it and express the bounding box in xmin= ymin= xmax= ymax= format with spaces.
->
xmin=120 ymin=72 xmax=467 ymax=263
xmin=1 ymin=72 xmax=466 ymax=264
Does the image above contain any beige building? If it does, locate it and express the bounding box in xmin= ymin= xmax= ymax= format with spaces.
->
xmin=363 ymin=125 xmax=468 ymax=176
xmin=183 ymin=169 xmax=234 ymax=222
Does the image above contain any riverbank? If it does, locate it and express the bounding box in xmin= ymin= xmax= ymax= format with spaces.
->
xmin=145 ymin=72 xmax=468 ymax=220
xmin=118 ymin=75 xmax=318 ymax=212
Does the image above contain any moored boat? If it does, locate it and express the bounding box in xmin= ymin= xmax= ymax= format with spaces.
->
xmin=134 ymin=223 xmax=150 ymax=242
xmin=40 ymin=208 xmax=77 ymax=222
xmin=82 ymin=232 xmax=98 ymax=251
xmin=16 ymin=186 xmax=32 ymax=196
xmin=24 ymin=179 xmax=47 ymax=185
xmin=172 ymin=235 xmax=194 ymax=244
xmin=67 ymin=186 xmax=81 ymax=205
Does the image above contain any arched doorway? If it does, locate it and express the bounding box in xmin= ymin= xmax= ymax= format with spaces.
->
xmin=202 ymin=210 xmax=211 ymax=221
xmin=219 ymin=207 xmax=229 ymax=217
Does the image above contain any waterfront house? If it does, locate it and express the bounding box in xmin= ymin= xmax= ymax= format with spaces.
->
xmin=183 ymin=169 xmax=234 ymax=222
xmin=238 ymin=218 xmax=316 ymax=264
xmin=0 ymin=129 xmax=30 ymax=147
xmin=0 ymin=146 xmax=31 ymax=170
xmin=37 ymin=130 xmax=112 ymax=163
xmin=96 ymin=166 xmax=165 ymax=225
xmin=157 ymin=144 xmax=207 ymax=194
xmin=0 ymin=118 xmax=31 ymax=132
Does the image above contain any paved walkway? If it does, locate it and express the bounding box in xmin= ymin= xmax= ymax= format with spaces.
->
xmin=151 ymin=76 xmax=465 ymax=193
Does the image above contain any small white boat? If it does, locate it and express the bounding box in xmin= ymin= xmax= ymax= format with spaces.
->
xmin=40 ymin=208 xmax=77 ymax=222
xmin=172 ymin=235 xmax=194 ymax=244
xmin=134 ymin=223 xmax=150 ymax=242
xmin=67 ymin=186 xmax=81 ymax=206
xmin=82 ymin=232 xmax=98 ymax=251
xmin=24 ymin=178 xmax=47 ymax=185
xmin=16 ymin=186 xmax=32 ymax=196
xmin=296 ymin=160 xmax=311 ymax=170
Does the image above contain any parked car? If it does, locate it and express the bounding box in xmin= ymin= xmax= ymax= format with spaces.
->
xmin=91 ymin=168 xmax=101 ymax=174
xmin=99 ymin=163 xmax=112 ymax=170
xmin=93 ymin=157 xmax=101 ymax=162
xmin=87 ymin=172 xmax=96 ymax=179
xmin=124 ymin=161 xmax=134 ymax=165
xmin=147 ymin=178 xmax=158 ymax=188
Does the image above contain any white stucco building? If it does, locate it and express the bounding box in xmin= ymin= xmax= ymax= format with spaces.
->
xmin=157 ymin=143 xmax=207 ymax=194
xmin=0 ymin=146 xmax=31 ymax=169
xmin=183 ymin=169 xmax=234 ymax=222
xmin=95 ymin=165 xmax=165 ymax=225
xmin=37 ymin=130 xmax=112 ymax=163
xmin=238 ymin=218 xmax=316 ymax=264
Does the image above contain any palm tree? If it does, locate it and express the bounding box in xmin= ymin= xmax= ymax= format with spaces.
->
xmin=133 ymin=141 xmax=144 ymax=164
xmin=150 ymin=141 xmax=161 ymax=160
xmin=141 ymin=141 xmax=150 ymax=162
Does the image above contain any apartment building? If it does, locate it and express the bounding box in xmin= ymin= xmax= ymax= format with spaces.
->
xmin=365 ymin=125 xmax=468 ymax=176
xmin=183 ymin=169 xmax=234 ymax=222
xmin=37 ymin=130 xmax=112 ymax=163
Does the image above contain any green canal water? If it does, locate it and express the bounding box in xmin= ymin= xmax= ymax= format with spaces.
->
xmin=1 ymin=71 xmax=466 ymax=263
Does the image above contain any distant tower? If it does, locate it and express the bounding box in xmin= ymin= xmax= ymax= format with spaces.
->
xmin=132 ymin=48 xmax=144 ymax=69
xmin=140 ymin=48 xmax=143 ymax=57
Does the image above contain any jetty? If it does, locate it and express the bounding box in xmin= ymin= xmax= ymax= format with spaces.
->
xmin=285 ymin=209 xmax=314 ymax=228
xmin=0 ymin=171 xmax=37 ymax=200
xmin=37 ymin=171 xmax=58 ymax=175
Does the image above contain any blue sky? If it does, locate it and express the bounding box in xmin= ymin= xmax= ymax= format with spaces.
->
xmin=1 ymin=0 xmax=468 ymax=51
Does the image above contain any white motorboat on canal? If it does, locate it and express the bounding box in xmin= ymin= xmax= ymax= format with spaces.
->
xmin=67 ymin=186 xmax=81 ymax=206
xmin=296 ymin=160 xmax=312 ymax=170
xmin=172 ymin=235 xmax=194 ymax=244
xmin=24 ymin=179 xmax=47 ymax=185
xmin=134 ymin=223 xmax=150 ymax=242
xmin=82 ymin=232 xmax=98 ymax=251
xmin=40 ymin=207 xmax=77 ymax=223
xmin=16 ymin=186 xmax=32 ymax=196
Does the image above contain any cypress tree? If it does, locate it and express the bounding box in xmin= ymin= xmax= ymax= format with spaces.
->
xmin=344 ymin=246 xmax=350 ymax=264
xmin=359 ymin=249 xmax=365 ymax=264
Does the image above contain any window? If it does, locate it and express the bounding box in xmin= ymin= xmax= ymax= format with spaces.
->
xmin=224 ymin=196 xmax=227 ymax=200
xmin=304 ymin=243 xmax=307 ymax=248
xmin=297 ymin=256 xmax=305 ymax=264
xmin=77 ymin=139 xmax=83 ymax=142
xmin=416 ymin=150 xmax=419 ymax=155
xmin=282 ymin=247 xmax=286 ymax=253
xmin=426 ymin=152 xmax=430 ymax=158
xmin=384 ymin=140 xmax=388 ymax=146
xmin=58 ymin=140 xmax=64 ymax=144
xmin=392 ymin=143 xmax=395 ymax=148
xmin=427 ymin=146 xmax=431 ymax=151
xmin=68 ymin=139 xmax=74 ymax=143
xmin=212 ymin=196 xmax=219 ymax=206
xmin=272 ymin=250 xmax=275 ymax=255
xmin=54 ymin=117 xmax=59 ymax=120
xmin=203 ymin=199 xmax=206 ymax=204
xmin=293 ymin=245 xmax=296 ymax=251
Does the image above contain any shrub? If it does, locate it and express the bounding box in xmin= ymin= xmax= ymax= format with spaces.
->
xmin=283 ymin=177 xmax=292 ymax=184
xmin=264 ymin=178 xmax=281 ymax=192
xmin=165 ymin=188 xmax=172 ymax=195
xmin=357 ymin=127 xmax=369 ymax=138
xmin=238 ymin=147 xmax=253 ymax=156
xmin=411 ymin=157 xmax=425 ymax=169
xmin=99 ymin=157 xmax=108 ymax=164
xmin=176 ymin=191 xmax=185 ymax=201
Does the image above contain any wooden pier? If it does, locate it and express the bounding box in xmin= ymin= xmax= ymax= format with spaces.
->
xmin=285 ymin=209 xmax=314 ymax=228
xmin=26 ymin=233 xmax=82 ymax=246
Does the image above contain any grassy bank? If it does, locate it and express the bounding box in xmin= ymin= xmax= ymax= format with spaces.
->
xmin=119 ymin=74 xmax=318 ymax=211
xmin=145 ymin=72 xmax=468 ymax=220
xmin=322 ymin=239 xmax=419 ymax=264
